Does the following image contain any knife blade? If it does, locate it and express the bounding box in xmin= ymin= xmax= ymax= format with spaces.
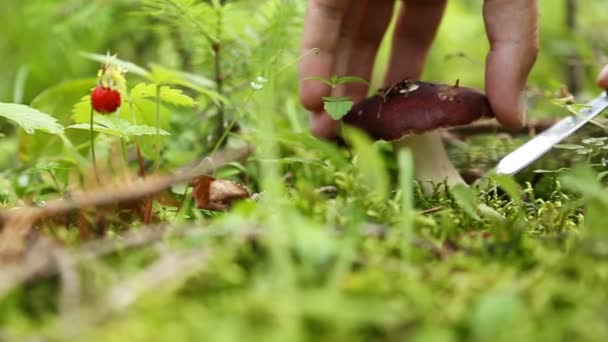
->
xmin=495 ymin=92 xmax=608 ymax=175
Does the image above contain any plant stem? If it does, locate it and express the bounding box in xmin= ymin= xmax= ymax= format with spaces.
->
xmin=89 ymin=107 xmax=99 ymax=183
xmin=120 ymin=138 xmax=128 ymax=165
xmin=212 ymin=3 xmax=225 ymax=148
xmin=131 ymin=99 xmax=153 ymax=224
xmin=154 ymin=84 xmax=161 ymax=171
xmin=213 ymin=43 xmax=225 ymax=146
xmin=398 ymin=149 xmax=414 ymax=260
xmin=210 ymin=90 xmax=254 ymax=155
xmin=135 ymin=140 xmax=146 ymax=177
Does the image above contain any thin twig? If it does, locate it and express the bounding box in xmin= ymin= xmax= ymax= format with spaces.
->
xmin=55 ymin=249 xmax=81 ymax=314
xmin=212 ymin=22 xmax=225 ymax=147
xmin=420 ymin=206 xmax=444 ymax=215
xmin=154 ymin=84 xmax=162 ymax=170
xmin=0 ymin=145 xmax=254 ymax=259
xmin=31 ymin=250 xmax=211 ymax=342
xmin=103 ymin=250 xmax=209 ymax=313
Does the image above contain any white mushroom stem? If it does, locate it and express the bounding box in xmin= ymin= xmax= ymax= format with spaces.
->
xmin=393 ymin=131 xmax=465 ymax=192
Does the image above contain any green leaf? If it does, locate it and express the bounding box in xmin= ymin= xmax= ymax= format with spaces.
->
xmin=148 ymin=65 xmax=227 ymax=105
xmin=302 ymin=76 xmax=334 ymax=88
xmin=533 ymin=168 xmax=569 ymax=174
xmin=303 ymin=75 xmax=370 ymax=88
xmin=342 ymin=126 xmax=389 ymax=201
xmin=561 ymin=166 xmax=608 ymax=206
xmin=0 ymin=102 xmax=63 ymax=134
xmin=130 ymin=83 xmax=196 ymax=107
xmin=149 ymin=64 xmax=215 ymax=88
xmin=323 ymin=97 xmax=353 ymax=120
xmin=277 ymin=133 xmax=349 ymax=169
xmin=68 ymin=123 xmax=124 ymax=137
xmin=488 ymin=173 xmax=524 ymax=206
xmin=333 ymin=76 xmax=370 ymax=86
xmin=69 ymin=114 xmax=170 ymax=138
xmin=397 ymin=149 xmax=414 ymax=257
xmin=451 ymin=184 xmax=481 ymax=221
xmin=582 ymin=137 xmax=608 ymax=145
xmin=471 ymin=291 xmax=530 ymax=341
xmin=72 ymin=95 xmax=93 ymax=123
xmin=68 ymin=122 xmax=170 ymax=138
xmin=21 ymin=79 xmax=96 ymax=163
xmin=554 ymin=143 xmax=585 ymax=150
xmin=323 ymin=96 xmax=351 ymax=102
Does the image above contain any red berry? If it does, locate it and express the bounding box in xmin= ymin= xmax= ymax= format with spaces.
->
xmin=91 ymin=86 xmax=121 ymax=114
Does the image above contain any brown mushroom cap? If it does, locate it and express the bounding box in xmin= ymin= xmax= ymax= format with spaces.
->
xmin=342 ymin=80 xmax=495 ymax=141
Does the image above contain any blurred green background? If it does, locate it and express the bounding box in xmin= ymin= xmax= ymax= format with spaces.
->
xmin=1 ymin=0 xmax=606 ymax=108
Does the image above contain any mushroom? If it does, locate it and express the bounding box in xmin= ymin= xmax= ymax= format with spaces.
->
xmin=342 ymin=80 xmax=494 ymax=191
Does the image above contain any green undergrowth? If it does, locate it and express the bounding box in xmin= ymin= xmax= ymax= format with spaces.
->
xmin=3 ymin=150 xmax=608 ymax=341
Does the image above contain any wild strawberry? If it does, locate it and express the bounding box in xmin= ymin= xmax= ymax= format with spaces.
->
xmin=91 ymin=86 xmax=121 ymax=114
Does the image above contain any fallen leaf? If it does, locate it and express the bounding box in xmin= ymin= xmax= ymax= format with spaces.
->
xmin=192 ymin=176 xmax=249 ymax=211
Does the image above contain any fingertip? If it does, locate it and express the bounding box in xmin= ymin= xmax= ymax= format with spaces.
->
xmin=597 ymin=65 xmax=608 ymax=90
xmin=485 ymin=49 xmax=534 ymax=130
xmin=310 ymin=111 xmax=340 ymax=139
xmin=299 ymin=79 xmax=331 ymax=112
xmin=487 ymin=86 xmax=527 ymax=130
xmin=299 ymin=50 xmax=334 ymax=111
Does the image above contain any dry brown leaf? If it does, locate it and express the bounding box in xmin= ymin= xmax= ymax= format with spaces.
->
xmin=0 ymin=145 xmax=253 ymax=260
xmin=192 ymin=176 xmax=249 ymax=211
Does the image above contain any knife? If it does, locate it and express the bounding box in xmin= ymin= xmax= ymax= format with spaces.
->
xmin=495 ymin=92 xmax=608 ymax=175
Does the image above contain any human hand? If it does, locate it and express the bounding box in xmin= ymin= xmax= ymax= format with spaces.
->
xmin=299 ymin=0 xmax=539 ymax=139
xmin=598 ymin=65 xmax=608 ymax=89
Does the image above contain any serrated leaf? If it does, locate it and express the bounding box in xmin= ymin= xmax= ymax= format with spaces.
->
xmin=149 ymin=64 xmax=215 ymax=89
xmin=68 ymin=123 xmax=125 ymax=137
xmin=0 ymin=102 xmax=64 ymax=134
xmin=68 ymin=123 xmax=170 ymax=137
xmin=72 ymin=95 xmax=93 ymax=123
xmin=323 ymin=98 xmax=353 ymax=120
xmin=130 ymin=83 xmax=196 ymax=107
xmin=20 ymin=79 xmax=96 ymax=163
xmin=148 ymin=65 xmax=226 ymax=105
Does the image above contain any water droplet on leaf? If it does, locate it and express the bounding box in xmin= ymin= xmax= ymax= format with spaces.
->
xmin=250 ymin=76 xmax=268 ymax=91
